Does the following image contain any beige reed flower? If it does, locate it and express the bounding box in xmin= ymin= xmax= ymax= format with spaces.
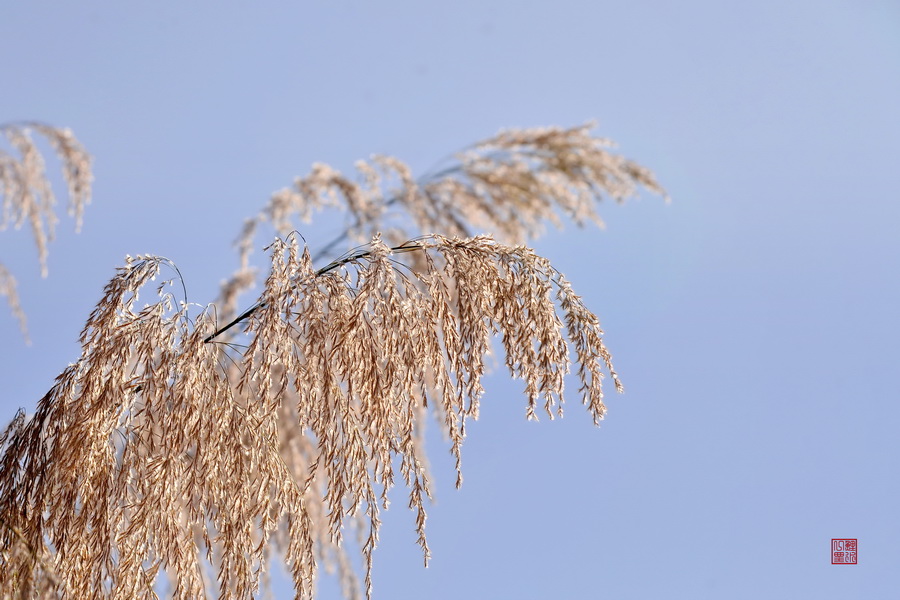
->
xmin=0 ymin=121 xmax=664 ymax=599
xmin=0 ymin=123 xmax=93 ymax=338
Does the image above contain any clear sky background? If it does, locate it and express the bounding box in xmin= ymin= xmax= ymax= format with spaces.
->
xmin=2 ymin=1 xmax=899 ymax=598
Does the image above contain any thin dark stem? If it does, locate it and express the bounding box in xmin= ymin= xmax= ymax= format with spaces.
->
xmin=207 ymin=146 xmax=504 ymax=343
xmin=204 ymin=240 xmax=426 ymax=343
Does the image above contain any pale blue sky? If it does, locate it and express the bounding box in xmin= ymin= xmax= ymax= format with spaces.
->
xmin=2 ymin=1 xmax=899 ymax=598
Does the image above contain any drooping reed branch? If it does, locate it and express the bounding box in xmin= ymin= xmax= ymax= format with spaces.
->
xmin=1 ymin=121 xmax=663 ymax=599
xmin=216 ymin=122 xmax=665 ymax=325
xmin=0 ymin=123 xmax=93 ymax=336
xmin=270 ymin=121 xmax=665 ymax=247
xmin=0 ymin=233 xmax=622 ymax=599
xmin=0 ymin=264 xmax=27 ymax=341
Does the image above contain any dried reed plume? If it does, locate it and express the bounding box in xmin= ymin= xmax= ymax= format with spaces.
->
xmin=218 ymin=122 xmax=665 ymax=321
xmin=0 ymin=123 xmax=93 ymax=337
xmin=0 ymin=122 xmax=664 ymax=599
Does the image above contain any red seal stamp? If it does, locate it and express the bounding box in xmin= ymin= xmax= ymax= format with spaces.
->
xmin=831 ymin=539 xmax=857 ymax=564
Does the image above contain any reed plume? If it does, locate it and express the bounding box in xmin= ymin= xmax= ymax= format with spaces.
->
xmin=0 ymin=123 xmax=93 ymax=338
xmin=0 ymin=122 xmax=664 ymax=599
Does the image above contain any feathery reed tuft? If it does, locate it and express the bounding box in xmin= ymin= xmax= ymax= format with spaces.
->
xmin=1 ymin=122 xmax=664 ymax=598
xmin=0 ymin=123 xmax=93 ymax=336
xmin=217 ymin=122 xmax=665 ymax=321
xmin=1 ymin=234 xmax=622 ymax=598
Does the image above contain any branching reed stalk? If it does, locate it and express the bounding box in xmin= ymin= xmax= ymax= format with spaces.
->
xmin=0 ymin=122 xmax=663 ymax=599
